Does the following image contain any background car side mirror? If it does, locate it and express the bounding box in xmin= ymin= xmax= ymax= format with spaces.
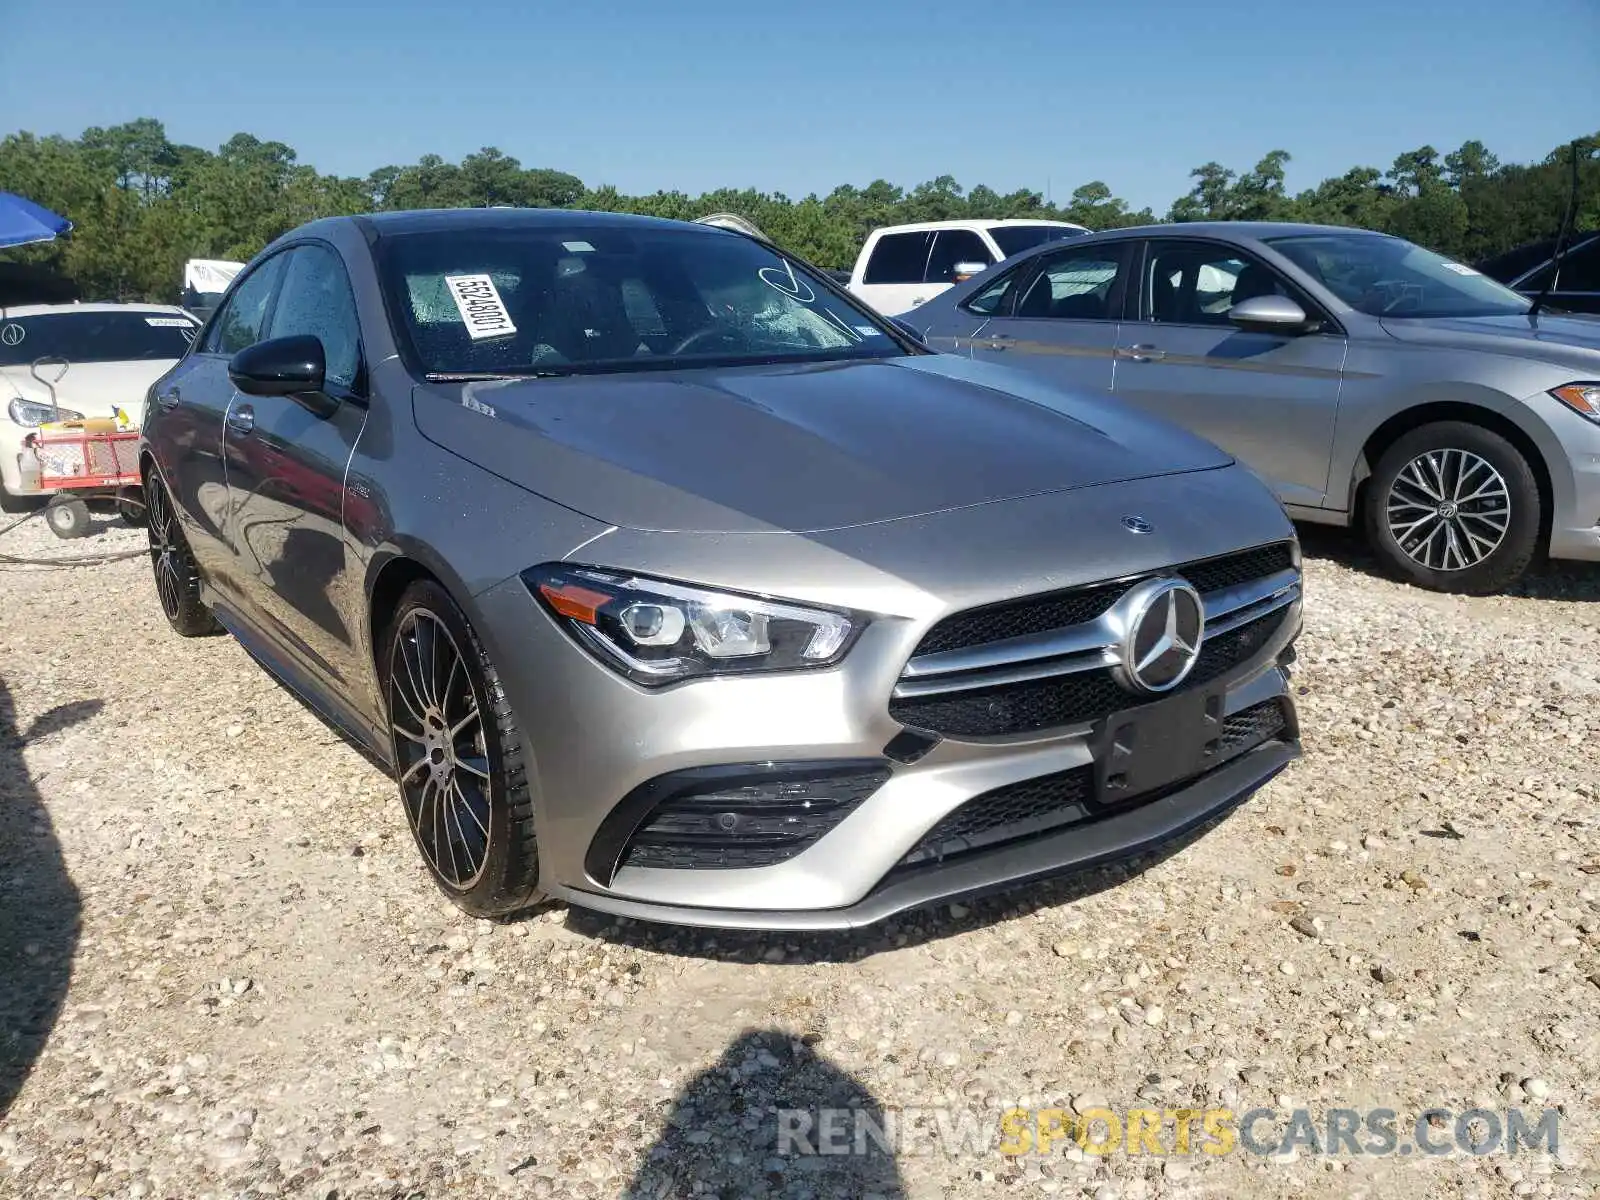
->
xmin=228 ymin=335 xmax=337 ymax=416
xmin=952 ymin=261 xmax=989 ymax=283
xmin=888 ymin=317 xmax=931 ymax=348
xmin=1228 ymin=294 xmax=1312 ymax=333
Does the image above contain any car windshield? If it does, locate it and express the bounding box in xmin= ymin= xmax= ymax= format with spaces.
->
xmin=1265 ymin=233 xmax=1532 ymax=318
xmin=990 ymin=225 xmax=1085 ymax=258
xmin=0 ymin=310 xmax=200 ymax=367
xmin=378 ymin=224 xmax=905 ymax=377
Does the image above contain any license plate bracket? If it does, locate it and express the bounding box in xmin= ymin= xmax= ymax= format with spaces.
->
xmin=1093 ymin=685 xmax=1227 ymax=805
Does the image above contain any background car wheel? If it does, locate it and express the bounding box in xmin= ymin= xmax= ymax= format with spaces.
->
xmin=383 ymin=579 xmax=542 ymax=918
xmin=1364 ymin=421 xmax=1541 ymax=594
xmin=45 ymin=497 xmax=91 ymax=539
xmin=116 ymin=486 xmax=147 ymax=527
xmin=145 ymin=471 xmax=221 ymax=636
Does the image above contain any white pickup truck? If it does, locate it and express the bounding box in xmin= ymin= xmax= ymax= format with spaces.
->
xmin=847 ymin=219 xmax=1089 ymax=316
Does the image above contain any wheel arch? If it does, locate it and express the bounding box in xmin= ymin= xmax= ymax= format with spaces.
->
xmin=1350 ymin=401 xmax=1555 ymax=548
xmin=363 ymin=544 xmax=489 ymax=688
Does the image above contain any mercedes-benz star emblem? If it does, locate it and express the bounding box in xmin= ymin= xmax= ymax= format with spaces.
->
xmin=1122 ymin=515 xmax=1154 ymax=534
xmin=1114 ymin=578 xmax=1205 ymax=694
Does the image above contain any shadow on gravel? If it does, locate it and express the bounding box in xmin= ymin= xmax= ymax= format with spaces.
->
xmin=622 ymin=1027 xmax=905 ymax=1198
xmin=565 ymin=814 xmax=1223 ymax=966
xmin=0 ymin=677 xmax=89 ymax=1118
xmin=1295 ymin=522 xmax=1600 ymax=602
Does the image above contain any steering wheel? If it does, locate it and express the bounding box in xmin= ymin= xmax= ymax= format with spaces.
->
xmin=669 ymin=325 xmax=743 ymax=356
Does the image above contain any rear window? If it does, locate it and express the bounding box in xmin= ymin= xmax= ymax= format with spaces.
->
xmin=990 ymin=225 xmax=1086 ymax=258
xmin=0 ymin=311 xmax=200 ymax=366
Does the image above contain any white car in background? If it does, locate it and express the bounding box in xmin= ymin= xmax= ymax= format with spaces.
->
xmin=847 ymin=218 xmax=1089 ymax=315
xmin=0 ymin=303 xmax=201 ymax=510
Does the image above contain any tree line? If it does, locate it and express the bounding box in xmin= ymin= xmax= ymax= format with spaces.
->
xmin=1 ymin=118 xmax=1595 ymax=304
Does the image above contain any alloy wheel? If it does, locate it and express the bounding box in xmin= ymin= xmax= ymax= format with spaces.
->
xmin=1384 ymin=448 xmax=1510 ymax=572
xmin=388 ymin=610 xmax=493 ymax=889
xmin=146 ymin=477 xmax=184 ymax=619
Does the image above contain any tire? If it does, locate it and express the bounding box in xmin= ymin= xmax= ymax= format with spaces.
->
xmin=45 ymin=497 xmax=91 ymax=539
xmin=1364 ymin=421 xmax=1541 ymax=594
xmin=382 ymin=579 xmax=542 ymax=918
xmin=145 ymin=470 xmax=221 ymax=636
xmin=117 ymin=486 xmax=147 ymax=527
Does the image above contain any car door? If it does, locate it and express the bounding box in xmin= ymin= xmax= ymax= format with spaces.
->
xmin=148 ymin=253 xmax=286 ymax=582
xmin=221 ymin=242 xmax=371 ymax=699
xmin=1111 ymin=238 xmax=1347 ymax=509
xmin=959 ymin=240 xmax=1135 ymax=395
xmin=851 ymin=230 xmax=934 ymax=316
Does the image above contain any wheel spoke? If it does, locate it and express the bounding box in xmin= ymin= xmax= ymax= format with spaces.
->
xmin=448 ymin=707 xmax=480 ymax=741
xmin=398 ymin=753 xmax=430 ymax=785
xmin=452 ymin=776 xmax=490 ymax=840
xmin=1391 ymin=512 xmax=1437 ymax=541
xmin=454 ymin=754 xmax=490 ymax=781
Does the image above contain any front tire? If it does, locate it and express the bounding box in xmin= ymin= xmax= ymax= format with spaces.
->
xmin=382 ymin=579 xmax=542 ymax=918
xmin=145 ymin=470 xmax=221 ymax=636
xmin=1364 ymin=421 xmax=1541 ymax=594
xmin=45 ymin=497 xmax=91 ymax=539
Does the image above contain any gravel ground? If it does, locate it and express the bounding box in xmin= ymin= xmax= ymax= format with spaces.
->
xmin=2 ymin=507 xmax=1598 ymax=1200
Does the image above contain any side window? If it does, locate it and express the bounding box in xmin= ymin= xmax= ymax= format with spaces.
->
xmin=1143 ymin=242 xmax=1293 ymax=325
xmin=925 ymin=230 xmax=993 ymax=284
xmin=1515 ymin=262 xmax=1554 ymax=293
xmin=206 ymin=255 xmax=285 ymax=356
xmin=963 ymin=266 xmax=1025 ymax=316
xmin=1556 ymin=237 xmax=1600 ymax=292
xmin=863 ymin=232 xmax=933 ymax=285
xmin=266 ymin=245 xmax=363 ymax=390
xmin=1013 ymin=246 xmax=1126 ymax=321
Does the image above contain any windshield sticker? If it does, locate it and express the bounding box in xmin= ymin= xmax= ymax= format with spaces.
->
xmin=445 ymin=274 xmax=518 ymax=340
xmin=854 ymin=325 xmax=884 ymax=337
xmin=758 ymin=260 xmax=816 ymax=304
xmin=1440 ymin=262 xmax=1481 ymax=276
xmin=561 ymin=240 xmax=595 ymax=253
xmin=145 ymin=316 xmax=195 ymax=327
xmin=0 ymin=324 xmax=23 ymax=347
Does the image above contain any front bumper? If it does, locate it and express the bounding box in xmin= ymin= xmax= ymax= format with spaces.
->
xmin=1525 ymin=391 xmax=1600 ymax=563
xmin=473 ymin=560 xmax=1302 ymax=931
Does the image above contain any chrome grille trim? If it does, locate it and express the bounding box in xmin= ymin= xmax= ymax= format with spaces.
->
xmin=892 ymin=568 xmax=1299 ymax=701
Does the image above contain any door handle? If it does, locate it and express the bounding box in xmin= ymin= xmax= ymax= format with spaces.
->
xmin=984 ymin=333 xmax=1015 ymax=351
xmin=1116 ymin=344 xmax=1167 ymax=362
xmin=226 ymin=404 xmax=256 ymax=435
xmin=155 ymin=387 xmax=180 ymax=410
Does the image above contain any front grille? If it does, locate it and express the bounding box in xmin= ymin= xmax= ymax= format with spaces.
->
xmin=616 ymin=766 xmax=890 ymax=871
xmin=899 ymin=698 xmax=1290 ymax=867
xmin=889 ymin=607 xmax=1289 ymax=738
xmin=909 ymin=541 xmax=1294 ymax=659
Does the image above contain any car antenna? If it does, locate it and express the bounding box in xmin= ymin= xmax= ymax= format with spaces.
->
xmin=1528 ymin=140 xmax=1583 ymax=322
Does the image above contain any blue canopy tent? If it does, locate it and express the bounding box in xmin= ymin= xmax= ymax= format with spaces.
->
xmin=0 ymin=191 xmax=72 ymax=249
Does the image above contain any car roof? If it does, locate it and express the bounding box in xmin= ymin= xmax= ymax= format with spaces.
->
xmin=871 ymin=218 xmax=1089 ymax=235
xmin=1073 ymin=220 xmax=1401 ymax=244
xmin=336 ymin=206 xmax=735 ymax=239
xmin=0 ymin=302 xmax=195 ymax=318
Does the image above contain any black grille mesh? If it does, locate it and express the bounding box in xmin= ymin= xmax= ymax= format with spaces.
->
xmin=909 ymin=542 xmax=1294 ymax=659
xmin=889 ymin=608 xmax=1289 ymax=738
xmin=900 ymin=698 xmax=1289 ymax=866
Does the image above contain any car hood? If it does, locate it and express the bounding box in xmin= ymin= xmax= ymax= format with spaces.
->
xmin=1380 ymin=312 xmax=1600 ymax=369
xmin=0 ymin=360 xmax=176 ymax=421
xmin=411 ymin=354 xmax=1233 ymax=534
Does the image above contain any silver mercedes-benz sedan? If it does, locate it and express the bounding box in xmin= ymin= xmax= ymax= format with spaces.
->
xmin=140 ymin=208 xmax=1302 ymax=930
xmin=906 ymin=222 xmax=1600 ymax=594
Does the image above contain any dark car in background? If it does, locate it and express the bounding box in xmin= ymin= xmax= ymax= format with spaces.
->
xmin=1477 ymin=231 xmax=1600 ymax=314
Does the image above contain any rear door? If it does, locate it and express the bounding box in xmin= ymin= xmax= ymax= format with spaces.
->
xmin=148 ymin=253 xmax=286 ymax=582
xmin=221 ymin=242 xmax=371 ymax=699
xmin=1111 ymin=238 xmax=1346 ymax=508
xmin=850 ymin=230 xmax=934 ymax=316
xmin=959 ymin=239 xmax=1135 ymax=395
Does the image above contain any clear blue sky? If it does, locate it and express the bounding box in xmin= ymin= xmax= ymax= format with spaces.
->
xmin=1 ymin=0 xmax=1594 ymax=214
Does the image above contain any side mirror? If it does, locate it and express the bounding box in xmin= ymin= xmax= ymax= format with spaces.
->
xmin=228 ymin=335 xmax=337 ymax=415
xmin=952 ymin=261 xmax=989 ymax=283
xmin=888 ymin=317 xmax=929 ymax=347
xmin=1228 ymin=294 xmax=1310 ymax=333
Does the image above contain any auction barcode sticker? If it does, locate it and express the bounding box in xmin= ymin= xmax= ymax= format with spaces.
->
xmin=145 ymin=317 xmax=195 ymax=327
xmin=445 ymin=274 xmax=518 ymax=340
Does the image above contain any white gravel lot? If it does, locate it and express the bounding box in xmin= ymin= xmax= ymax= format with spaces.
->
xmin=1 ymin=507 xmax=1598 ymax=1200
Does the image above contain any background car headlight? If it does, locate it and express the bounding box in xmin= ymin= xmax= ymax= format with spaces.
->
xmin=8 ymin=397 xmax=84 ymax=427
xmin=1550 ymin=383 xmax=1600 ymax=423
xmin=525 ymin=565 xmax=863 ymax=685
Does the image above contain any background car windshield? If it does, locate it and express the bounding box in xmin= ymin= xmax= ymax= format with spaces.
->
xmin=0 ymin=311 xmax=199 ymax=366
xmin=1266 ymin=233 xmax=1531 ymax=318
xmin=381 ymin=227 xmax=901 ymax=376
xmin=990 ymin=225 xmax=1085 ymax=257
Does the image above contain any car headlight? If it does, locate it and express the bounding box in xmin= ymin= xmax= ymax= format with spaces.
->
xmin=1550 ymin=383 xmax=1600 ymax=424
xmin=8 ymin=397 xmax=84 ymax=427
xmin=526 ymin=565 xmax=864 ymax=685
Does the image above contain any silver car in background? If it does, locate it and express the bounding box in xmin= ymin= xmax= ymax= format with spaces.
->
xmin=140 ymin=209 xmax=1303 ymax=930
xmin=907 ymin=222 xmax=1600 ymax=594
